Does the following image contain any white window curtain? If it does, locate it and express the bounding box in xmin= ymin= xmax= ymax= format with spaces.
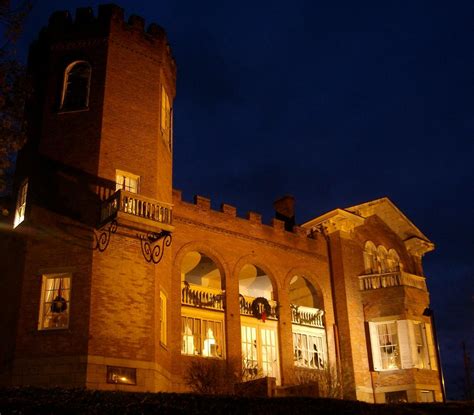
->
xmin=369 ymin=320 xmax=434 ymax=371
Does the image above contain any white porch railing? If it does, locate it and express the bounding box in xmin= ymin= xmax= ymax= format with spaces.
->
xmin=291 ymin=304 xmax=325 ymax=328
xmin=100 ymin=189 xmax=173 ymax=227
xmin=239 ymin=294 xmax=278 ymax=320
xmin=181 ymin=282 xmax=224 ymax=311
xmin=359 ymin=271 xmax=427 ymax=291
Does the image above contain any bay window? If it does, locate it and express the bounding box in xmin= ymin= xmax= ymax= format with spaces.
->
xmin=369 ymin=320 xmax=434 ymax=371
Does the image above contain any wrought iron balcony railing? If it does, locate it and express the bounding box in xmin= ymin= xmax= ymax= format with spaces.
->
xmin=100 ymin=189 xmax=173 ymax=230
xmin=359 ymin=271 xmax=427 ymax=291
xmin=290 ymin=304 xmax=325 ymax=328
xmin=181 ymin=282 xmax=224 ymax=311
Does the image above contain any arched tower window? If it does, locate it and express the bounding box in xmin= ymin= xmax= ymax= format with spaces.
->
xmin=61 ymin=61 xmax=91 ymax=111
xmin=363 ymin=241 xmax=378 ymax=274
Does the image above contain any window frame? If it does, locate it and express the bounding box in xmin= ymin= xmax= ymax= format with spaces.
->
xmin=369 ymin=319 xmax=433 ymax=371
xmin=13 ymin=179 xmax=28 ymax=228
xmin=292 ymin=325 xmax=327 ymax=370
xmin=38 ymin=273 xmax=72 ymax=331
xmin=181 ymin=313 xmax=225 ymax=358
xmin=115 ymin=170 xmax=140 ymax=194
xmin=60 ymin=60 xmax=92 ymax=112
xmin=160 ymin=290 xmax=167 ymax=347
xmin=161 ymin=86 xmax=172 ymax=151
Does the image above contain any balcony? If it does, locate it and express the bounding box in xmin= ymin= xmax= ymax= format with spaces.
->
xmin=100 ymin=189 xmax=173 ymax=232
xmin=181 ymin=282 xmax=224 ymax=311
xmin=291 ymin=304 xmax=325 ymax=328
xmin=359 ymin=271 xmax=427 ymax=291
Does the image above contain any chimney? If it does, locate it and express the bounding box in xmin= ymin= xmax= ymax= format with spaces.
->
xmin=273 ymin=195 xmax=295 ymax=232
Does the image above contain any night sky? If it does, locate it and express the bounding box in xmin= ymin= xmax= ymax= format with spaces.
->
xmin=17 ymin=0 xmax=474 ymax=399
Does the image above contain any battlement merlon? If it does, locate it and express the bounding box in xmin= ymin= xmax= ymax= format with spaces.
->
xmin=41 ymin=4 xmax=176 ymax=87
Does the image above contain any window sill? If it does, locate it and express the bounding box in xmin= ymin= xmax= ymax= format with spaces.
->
xmin=38 ymin=326 xmax=70 ymax=332
xmin=57 ymin=107 xmax=90 ymax=115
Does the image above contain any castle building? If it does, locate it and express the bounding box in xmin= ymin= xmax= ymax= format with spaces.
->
xmin=0 ymin=5 xmax=443 ymax=403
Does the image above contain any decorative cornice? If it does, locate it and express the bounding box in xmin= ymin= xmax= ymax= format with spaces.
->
xmin=173 ymin=215 xmax=327 ymax=262
xmin=303 ymin=209 xmax=364 ymax=235
xmin=404 ymin=237 xmax=435 ymax=256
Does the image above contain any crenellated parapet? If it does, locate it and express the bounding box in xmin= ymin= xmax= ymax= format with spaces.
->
xmin=41 ymin=4 xmax=176 ymax=84
xmin=172 ymin=189 xmax=317 ymax=243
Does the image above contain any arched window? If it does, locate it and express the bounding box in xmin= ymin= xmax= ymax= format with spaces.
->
xmin=377 ymin=245 xmax=389 ymax=273
xmin=387 ymin=249 xmax=401 ymax=272
xmin=363 ymin=241 xmax=378 ymax=274
xmin=61 ymin=61 xmax=91 ymax=110
xmin=180 ymin=251 xmax=224 ymax=358
xmin=289 ymin=275 xmax=326 ymax=370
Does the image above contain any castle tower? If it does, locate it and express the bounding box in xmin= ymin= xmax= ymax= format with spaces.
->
xmin=1 ymin=5 xmax=176 ymax=391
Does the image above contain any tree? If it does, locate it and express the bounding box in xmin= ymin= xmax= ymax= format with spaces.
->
xmin=0 ymin=0 xmax=32 ymax=193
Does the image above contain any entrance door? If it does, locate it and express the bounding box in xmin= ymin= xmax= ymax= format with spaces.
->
xmin=241 ymin=319 xmax=280 ymax=384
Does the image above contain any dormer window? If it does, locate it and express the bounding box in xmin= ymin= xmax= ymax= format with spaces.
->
xmin=60 ymin=61 xmax=91 ymax=111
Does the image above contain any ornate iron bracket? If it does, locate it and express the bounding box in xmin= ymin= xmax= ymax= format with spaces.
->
xmin=93 ymin=220 xmax=117 ymax=252
xmin=138 ymin=230 xmax=172 ymax=264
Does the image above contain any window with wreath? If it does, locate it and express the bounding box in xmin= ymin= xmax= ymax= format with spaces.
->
xmin=369 ymin=320 xmax=434 ymax=371
xmin=60 ymin=61 xmax=91 ymax=111
xmin=38 ymin=273 xmax=71 ymax=330
xmin=13 ymin=179 xmax=28 ymax=228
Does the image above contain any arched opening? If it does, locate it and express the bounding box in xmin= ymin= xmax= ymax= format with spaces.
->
xmin=387 ymin=249 xmax=402 ymax=272
xmin=238 ymin=264 xmax=280 ymax=383
xmin=61 ymin=61 xmax=91 ymax=111
xmin=363 ymin=241 xmax=378 ymax=274
xmin=181 ymin=251 xmax=224 ymax=358
xmin=377 ymin=245 xmax=389 ymax=273
xmin=289 ymin=275 xmax=327 ymax=370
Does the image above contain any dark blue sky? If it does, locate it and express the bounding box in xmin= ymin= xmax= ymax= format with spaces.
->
xmin=19 ymin=0 xmax=473 ymax=399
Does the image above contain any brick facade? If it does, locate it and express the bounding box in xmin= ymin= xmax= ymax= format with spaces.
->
xmin=0 ymin=5 xmax=442 ymax=403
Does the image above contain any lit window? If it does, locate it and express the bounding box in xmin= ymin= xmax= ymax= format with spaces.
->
xmin=369 ymin=320 xmax=434 ymax=371
xmin=38 ymin=273 xmax=71 ymax=330
xmin=160 ymin=291 xmax=167 ymax=346
xmin=413 ymin=322 xmax=430 ymax=369
xmin=369 ymin=322 xmax=400 ymax=370
xmin=161 ymin=86 xmax=172 ymax=150
xmin=60 ymin=61 xmax=91 ymax=111
xmin=13 ymin=179 xmax=28 ymax=228
xmin=293 ymin=331 xmax=326 ymax=369
xmin=181 ymin=316 xmax=224 ymax=358
xmin=106 ymin=366 xmax=137 ymax=385
xmin=115 ymin=170 xmax=139 ymax=193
